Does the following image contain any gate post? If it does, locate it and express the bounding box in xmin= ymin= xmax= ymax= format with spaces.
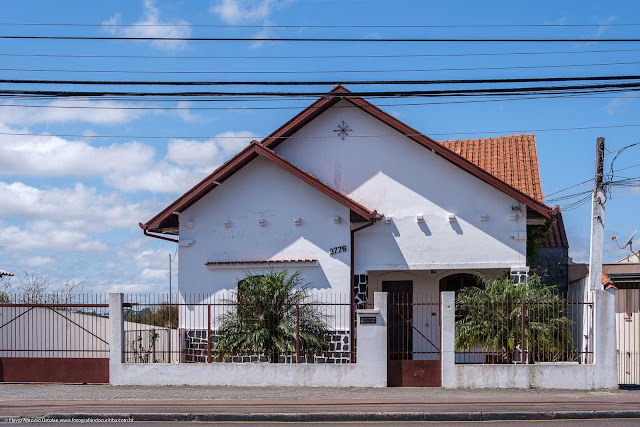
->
xmin=440 ymin=291 xmax=456 ymax=388
xmin=109 ymin=293 xmax=125 ymax=369
xmin=355 ymin=292 xmax=388 ymax=387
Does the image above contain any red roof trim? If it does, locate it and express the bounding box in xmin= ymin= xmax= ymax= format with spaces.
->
xmin=143 ymin=141 xmax=377 ymax=232
xmin=261 ymin=85 xmax=550 ymax=218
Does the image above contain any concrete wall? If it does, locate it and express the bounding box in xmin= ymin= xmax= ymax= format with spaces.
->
xmin=275 ymin=100 xmax=528 ymax=273
xmin=441 ymin=290 xmax=618 ymax=389
xmin=109 ymin=292 xmax=388 ymax=388
xmin=178 ymin=156 xmax=352 ymax=298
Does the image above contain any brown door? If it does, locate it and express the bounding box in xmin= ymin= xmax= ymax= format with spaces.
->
xmin=384 ymin=280 xmax=441 ymax=387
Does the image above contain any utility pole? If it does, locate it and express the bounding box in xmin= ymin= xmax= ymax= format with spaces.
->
xmin=168 ymin=253 xmax=172 ymax=362
xmin=588 ymin=137 xmax=606 ymax=291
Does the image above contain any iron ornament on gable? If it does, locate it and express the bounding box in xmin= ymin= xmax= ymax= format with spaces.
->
xmin=333 ymin=121 xmax=352 ymax=140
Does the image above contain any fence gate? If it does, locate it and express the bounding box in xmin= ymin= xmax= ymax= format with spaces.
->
xmin=0 ymin=298 xmax=110 ymax=383
xmin=384 ymin=282 xmax=441 ymax=387
xmin=617 ymin=288 xmax=640 ymax=387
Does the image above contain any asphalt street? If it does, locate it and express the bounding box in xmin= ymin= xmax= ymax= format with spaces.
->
xmin=2 ymin=420 xmax=640 ymax=426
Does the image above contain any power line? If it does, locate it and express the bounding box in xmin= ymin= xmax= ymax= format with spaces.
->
xmin=1 ymin=47 xmax=638 ymax=60
xmin=2 ymin=22 xmax=640 ymax=28
xmin=2 ymin=75 xmax=639 ymax=86
xmin=2 ymin=123 xmax=639 ymax=140
xmin=1 ymin=81 xmax=640 ymax=97
xmin=0 ymin=92 xmax=632 ymax=109
xmin=1 ymin=61 xmax=640 ymax=75
xmin=2 ymin=35 xmax=640 ymax=42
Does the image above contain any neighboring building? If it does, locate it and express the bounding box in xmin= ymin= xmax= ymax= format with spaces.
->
xmin=142 ymin=85 xmax=567 ymax=307
xmin=0 ymin=269 xmax=13 ymax=279
xmin=569 ymin=261 xmax=640 ymax=386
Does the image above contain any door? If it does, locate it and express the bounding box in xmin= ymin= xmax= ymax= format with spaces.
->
xmin=383 ymin=281 xmax=441 ymax=387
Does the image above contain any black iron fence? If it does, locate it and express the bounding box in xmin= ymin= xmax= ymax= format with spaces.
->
xmin=122 ymin=293 xmax=353 ymax=364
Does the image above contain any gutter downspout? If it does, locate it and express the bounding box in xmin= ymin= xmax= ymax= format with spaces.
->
xmin=350 ymin=218 xmax=376 ymax=363
xmin=139 ymin=222 xmax=179 ymax=243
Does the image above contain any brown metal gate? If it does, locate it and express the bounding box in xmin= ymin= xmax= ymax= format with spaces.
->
xmin=0 ymin=297 xmax=110 ymax=383
xmin=384 ymin=282 xmax=441 ymax=387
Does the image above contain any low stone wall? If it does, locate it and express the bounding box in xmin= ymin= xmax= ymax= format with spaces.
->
xmin=109 ymin=293 xmax=387 ymax=388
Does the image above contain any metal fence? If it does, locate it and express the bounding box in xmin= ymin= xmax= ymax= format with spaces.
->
xmin=387 ymin=293 xmax=441 ymax=361
xmin=454 ymin=294 xmax=593 ymax=365
xmin=0 ymin=294 xmax=110 ymax=359
xmin=122 ymin=293 xmax=353 ymax=364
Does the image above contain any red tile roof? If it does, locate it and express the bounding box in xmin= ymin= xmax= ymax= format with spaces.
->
xmin=437 ymin=134 xmax=543 ymax=203
xmin=541 ymin=206 xmax=569 ymax=249
xmin=437 ymin=135 xmax=569 ymax=249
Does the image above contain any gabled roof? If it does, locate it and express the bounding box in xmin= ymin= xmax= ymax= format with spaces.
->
xmin=437 ymin=134 xmax=543 ymax=203
xmin=261 ymin=85 xmax=550 ymax=218
xmin=142 ymin=141 xmax=379 ymax=233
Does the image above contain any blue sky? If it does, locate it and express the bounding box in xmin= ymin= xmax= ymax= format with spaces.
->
xmin=0 ymin=0 xmax=639 ymax=293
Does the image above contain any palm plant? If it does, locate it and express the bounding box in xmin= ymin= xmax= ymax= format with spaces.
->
xmin=214 ymin=270 xmax=330 ymax=363
xmin=455 ymin=275 xmax=573 ymax=363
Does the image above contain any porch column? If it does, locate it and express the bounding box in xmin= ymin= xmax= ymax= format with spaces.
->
xmin=440 ymin=291 xmax=456 ymax=388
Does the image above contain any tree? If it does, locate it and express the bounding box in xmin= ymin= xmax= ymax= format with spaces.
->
xmin=8 ymin=272 xmax=84 ymax=303
xmin=214 ymin=270 xmax=330 ymax=363
xmin=454 ymin=275 xmax=573 ymax=364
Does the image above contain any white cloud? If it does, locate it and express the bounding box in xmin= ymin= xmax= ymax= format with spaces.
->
xmin=0 ymin=220 xmax=107 ymax=252
xmin=167 ymin=130 xmax=256 ymax=167
xmin=0 ymin=123 xmax=255 ymax=195
xmin=103 ymin=0 xmax=192 ymax=52
xmin=139 ymin=268 xmax=169 ymax=281
xmin=606 ymin=92 xmax=635 ymax=115
xmin=211 ymin=0 xmax=276 ymax=23
xmin=0 ymin=182 xmax=158 ymax=230
xmin=23 ymin=256 xmax=54 ymax=267
xmin=176 ymin=101 xmax=204 ymax=123
xmin=0 ymin=100 xmax=152 ymax=126
xmin=0 ymin=125 xmax=154 ymax=177
xmin=251 ymin=20 xmax=276 ymax=49
xmin=596 ymin=16 xmax=616 ymax=39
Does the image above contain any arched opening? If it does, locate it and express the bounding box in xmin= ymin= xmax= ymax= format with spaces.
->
xmin=438 ymin=273 xmax=477 ymax=293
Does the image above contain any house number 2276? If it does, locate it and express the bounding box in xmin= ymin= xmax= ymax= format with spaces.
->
xmin=329 ymin=245 xmax=347 ymax=255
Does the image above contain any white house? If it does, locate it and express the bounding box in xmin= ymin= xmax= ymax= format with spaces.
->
xmin=123 ymin=85 xmax=627 ymax=390
xmin=142 ymin=85 xmax=562 ymax=304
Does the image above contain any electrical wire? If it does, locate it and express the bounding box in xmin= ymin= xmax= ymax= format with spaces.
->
xmin=2 ymin=124 xmax=639 ymax=141
xmin=2 ymin=81 xmax=640 ymax=97
xmin=2 ymin=75 xmax=639 ymax=86
xmin=1 ymin=47 xmax=638 ymax=60
xmin=2 ymin=22 xmax=640 ymax=28
xmin=1 ymin=61 xmax=640 ymax=75
xmin=2 ymin=35 xmax=640 ymax=42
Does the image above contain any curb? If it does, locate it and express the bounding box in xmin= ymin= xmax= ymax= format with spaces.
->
xmin=2 ymin=410 xmax=640 ymax=423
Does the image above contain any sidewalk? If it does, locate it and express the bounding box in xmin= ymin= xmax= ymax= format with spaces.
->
xmin=1 ymin=384 xmax=640 ymax=422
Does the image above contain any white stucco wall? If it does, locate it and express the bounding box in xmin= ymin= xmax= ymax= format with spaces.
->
xmin=274 ymin=101 xmax=528 ymax=272
xmin=177 ymin=156 xmax=352 ymax=299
